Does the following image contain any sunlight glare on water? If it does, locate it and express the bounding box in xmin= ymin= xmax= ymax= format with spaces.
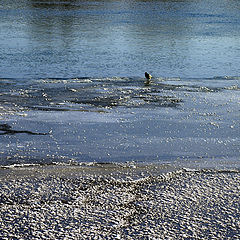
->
xmin=0 ymin=0 xmax=239 ymax=168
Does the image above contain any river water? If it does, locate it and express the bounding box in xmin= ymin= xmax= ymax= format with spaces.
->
xmin=0 ymin=0 xmax=239 ymax=169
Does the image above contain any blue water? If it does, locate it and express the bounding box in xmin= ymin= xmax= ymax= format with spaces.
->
xmin=1 ymin=0 xmax=240 ymax=78
xmin=0 ymin=0 xmax=239 ymax=169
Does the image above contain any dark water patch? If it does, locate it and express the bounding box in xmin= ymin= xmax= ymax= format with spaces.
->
xmin=0 ymin=155 xmax=71 ymax=168
xmin=0 ymin=79 xmax=13 ymax=86
xmin=2 ymin=76 xmax=231 ymax=114
xmin=30 ymin=105 xmax=108 ymax=113
xmin=0 ymin=123 xmax=50 ymax=136
xmin=71 ymin=93 xmax=183 ymax=109
xmin=0 ymin=77 xmax=186 ymax=112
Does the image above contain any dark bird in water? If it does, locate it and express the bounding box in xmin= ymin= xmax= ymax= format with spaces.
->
xmin=145 ymin=72 xmax=152 ymax=84
xmin=145 ymin=72 xmax=152 ymax=80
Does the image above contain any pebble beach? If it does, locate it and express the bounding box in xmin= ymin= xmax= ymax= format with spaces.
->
xmin=0 ymin=166 xmax=239 ymax=239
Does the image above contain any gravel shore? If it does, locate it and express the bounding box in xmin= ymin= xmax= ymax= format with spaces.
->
xmin=0 ymin=166 xmax=239 ymax=239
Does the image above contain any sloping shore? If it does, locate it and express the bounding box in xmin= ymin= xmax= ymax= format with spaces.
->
xmin=0 ymin=166 xmax=239 ymax=239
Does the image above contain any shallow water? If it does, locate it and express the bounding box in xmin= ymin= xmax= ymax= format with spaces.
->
xmin=0 ymin=76 xmax=239 ymax=169
xmin=0 ymin=0 xmax=239 ymax=169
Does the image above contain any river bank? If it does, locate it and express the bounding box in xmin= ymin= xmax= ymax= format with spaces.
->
xmin=0 ymin=166 xmax=239 ymax=239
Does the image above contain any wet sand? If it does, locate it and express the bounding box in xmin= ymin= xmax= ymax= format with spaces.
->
xmin=0 ymin=166 xmax=239 ymax=239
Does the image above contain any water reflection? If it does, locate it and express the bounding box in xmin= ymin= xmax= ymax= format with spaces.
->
xmin=26 ymin=0 xmax=192 ymax=75
xmin=30 ymin=0 xmax=77 ymax=9
xmin=0 ymin=0 xmax=239 ymax=78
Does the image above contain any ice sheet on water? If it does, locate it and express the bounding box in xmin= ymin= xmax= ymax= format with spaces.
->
xmin=0 ymin=76 xmax=239 ymax=168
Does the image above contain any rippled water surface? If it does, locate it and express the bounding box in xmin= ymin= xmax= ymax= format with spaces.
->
xmin=1 ymin=0 xmax=240 ymax=78
xmin=0 ymin=0 xmax=239 ymax=168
